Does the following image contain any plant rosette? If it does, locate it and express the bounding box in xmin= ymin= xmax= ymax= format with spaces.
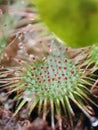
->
xmin=1 ymin=42 xmax=98 ymax=130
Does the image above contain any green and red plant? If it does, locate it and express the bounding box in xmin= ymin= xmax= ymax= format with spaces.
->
xmin=0 ymin=41 xmax=98 ymax=130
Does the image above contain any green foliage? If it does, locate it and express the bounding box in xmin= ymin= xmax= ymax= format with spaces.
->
xmin=0 ymin=0 xmax=3 ymax=3
xmin=34 ymin=0 xmax=98 ymax=48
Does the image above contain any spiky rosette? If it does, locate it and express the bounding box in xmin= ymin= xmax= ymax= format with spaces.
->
xmin=0 ymin=42 xmax=98 ymax=130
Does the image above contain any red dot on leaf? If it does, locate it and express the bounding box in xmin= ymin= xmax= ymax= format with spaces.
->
xmin=42 ymin=59 xmax=46 ymax=62
xmin=32 ymin=57 xmax=36 ymax=60
xmin=48 ymin=44 xmax=50 ymax=48
xmin=47 ymin=72 xmax=50 ymax=75
xmin=50 ymin=59 xmax=52 ymax=62
xmin=58 ymin=77 xmax=61 ymax=80
xmin=46 ymin=66 xmax=49 ymax=69
xmin=25 ymin=83 xmax=28 ymax=86
xmin=65 ymin=48 xmax=69 ymax=52
xmin=64 ymin=67 xmax=67 ymax=70
xmin=52 ymin=78 xmax=55 ymax=81
xmin=58 ymin=61 xmax=61 ymax=64
xmin=59 ymin=66 xmax=62 ymax=69
xmin=40 ymin=73 xmax=42 ymax=75
xmin=45 ymin=88 xmax=48 ymax=91
xmin=62 ymin=74 xmax=65 ymax=77
xmin=71 ymin=71 xmax=74 ymax=74
xmin=32 ymin=74 xmax=35 ymax=77
xmin=8 ymin=56 xmax=12 ymax=59
xmin=18 ymin=59 xmax=21 ymax=63
xmin=53 ymin=69 xmax=55 ymax=72
xmin=64 ymin=59 xmax=68 ymax=63
xmin=58 ymin=81 xmax=60 ymax=84
xmin=58 ymin=56 xmax=61 ymax=58
xmin=33 ymin=67 xmax=36 ymax=70
xmin=37 ymin=78 xmax=40 ymax=80
xmin=54 ymin=74 xmax=57 ymax=77
xmin=39 ymin=81 xmax=41 ymax=84
xmin=65 ymin=77 xmax=68 ymax=80
xmin=48 ymin=79 xmax=51 ymax=82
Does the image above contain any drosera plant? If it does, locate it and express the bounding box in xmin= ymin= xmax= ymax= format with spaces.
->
xmin=0 ymin=41 xmax=98 ymax=130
